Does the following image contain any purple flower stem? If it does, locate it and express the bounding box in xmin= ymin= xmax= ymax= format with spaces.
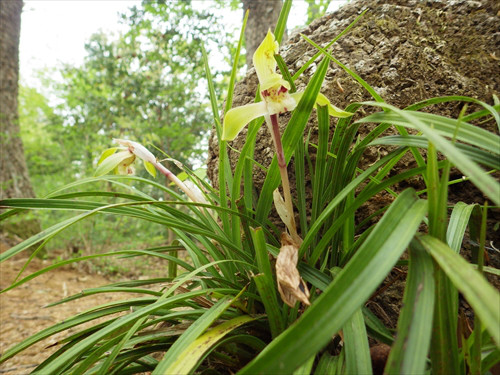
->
xmin=266 ymin=113 xmax=300 ymax=243
xmin=154 ymin=162 xmax=200 ymax=203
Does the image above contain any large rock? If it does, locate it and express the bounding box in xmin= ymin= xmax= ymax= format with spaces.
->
xmin=207 ymin=0 xmax=499 ymax=226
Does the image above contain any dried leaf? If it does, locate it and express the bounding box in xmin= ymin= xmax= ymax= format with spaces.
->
xmin=276 ymin=233 xmax=310 ymax=307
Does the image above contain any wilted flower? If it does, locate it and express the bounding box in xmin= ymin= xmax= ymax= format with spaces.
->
xmin=276 ymin=233 xmax=310 ymax=307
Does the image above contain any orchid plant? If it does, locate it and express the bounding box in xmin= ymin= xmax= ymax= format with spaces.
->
xmin=222 ymin=30 xmax=351 ymax=243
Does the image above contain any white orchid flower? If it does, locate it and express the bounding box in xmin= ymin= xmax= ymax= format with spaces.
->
xmin=95 ymin=139 xmax=201 ymax=204
xmin=95 ymin=139 xmax=157 ymax=178
xmin=222 ymin=30 xmax=352 ymax=141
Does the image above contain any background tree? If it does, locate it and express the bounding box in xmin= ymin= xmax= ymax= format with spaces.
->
xmin=305 ymin=0 xmax=329 ymax=24
xmin=56 ymin=1 xmax=233 ymax=183
xmin=242 ymin=0 xmax=283 ymax=69
xmin=0 ymin=0 xmax=41 ymax=239
xmin=19 ymin=85 xmax=66 ymax=196
xmin=0 ymin=0 xmax=36 ymax=200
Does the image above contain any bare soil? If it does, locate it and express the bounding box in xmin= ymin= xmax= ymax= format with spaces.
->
xmin=0 ymin=250 xmax=131 ymax=374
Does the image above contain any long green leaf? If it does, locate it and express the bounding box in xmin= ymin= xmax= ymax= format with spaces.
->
xmin=418 ymin=235 xmax=500 ymax=347
xmin=301 ymin=33 xmax=384 ymax=102
xmin=361 ymin=110 xmax=500 ymax=154
xmin=293 ymin=9 xmax=368 ymax=82
xmin=356 ymin=103 xmax=500 ymax=205
xmin=225 ymin=10 xmax=248 ymax=113
xmin=343 ymin=309 xmax=372 ymax=374
xmin=273 ymin=0 xmax=291 ymax=44
xmin=239 ymin=189 xmax=427 ymax=374
xmin=314 ymin=352 xmax=342 ymax=375
xmin=311 ymin=105 xmax=330 ymax=223
xmin=447 ymin=202 xmax=475 ymax=253
xmin=385 ymin=240 xmax=435 ymax=374
xmin=426 ymin=141 xmax=460 ymax=374
xmin=371 ymin=135 xmax=500 ymax=169
xmin=404 ymin=95 xmax=500 ymax=126
xmin=28 ymin=261 xmax=233 ymax=374
xmin=0 ymin=199 xmax=254 ymax=264
xmin=251 ymin=227 xmax=284 ymax=337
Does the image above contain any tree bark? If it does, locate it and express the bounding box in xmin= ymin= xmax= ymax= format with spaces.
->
xmin=209 ymin=0 xmax=500 ymax=224
xmin=242 ymin=0 xmax=283 ymax=69
xmin=0 ymin=0 xmax=36 ymax=200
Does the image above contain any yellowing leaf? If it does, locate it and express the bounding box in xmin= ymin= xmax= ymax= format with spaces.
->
xmin=273 ymin=188 xmax=293 ymax=234
xmin=164 ymin=315 xmax=257 ymax=374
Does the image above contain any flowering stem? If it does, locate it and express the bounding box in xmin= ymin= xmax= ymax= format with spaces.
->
xmin=154 ymin=162 xmax=200 ymax=204
xmin=266 ymin=114 xmax=300 ymax=243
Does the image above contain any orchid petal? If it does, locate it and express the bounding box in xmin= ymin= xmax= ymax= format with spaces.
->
xmin=222 ymin=101 xmax=268 ymax=141
xmin=143 ymin=160 xmax=157 ymax=178
xmin=253 ymin=30 xmax=288 ymax=91
xmin=315 ymin=92 xmax=353 ymax=117
xmin=114 ymin=138 xmax=157 ymax=164
xmin=116 ymin=156 xmax=136 ymax=175
xmin=95 ymin=150 xmax=134 ymax=177
xmin=290 ymin=92 xmax=353 ymax=118
xmin=97 ymin=147 xmax=119 ymax=166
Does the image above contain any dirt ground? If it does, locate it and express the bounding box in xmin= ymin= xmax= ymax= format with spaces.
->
xmin=0 ymin=252 xmax=130 ymax=374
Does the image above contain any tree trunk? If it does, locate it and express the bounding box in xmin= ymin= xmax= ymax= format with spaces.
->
xmin=0 ymin=0 xmax=41 ymax=242
xmin=0 ymin=0 xmax=35 ymax=200
xmin=242 ymin=0 xmax=283 ymax=69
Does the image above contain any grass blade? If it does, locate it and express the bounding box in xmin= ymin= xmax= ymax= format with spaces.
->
xmin=251 ymin=227 xmax=284 ymax=337
xmin=152 ymin=295 xmax=234 ymax=374
xmin=447 ymin=202 xmax=475 ymax=253
xmin=273 ymin=0 xmax=291 ymax=44
xmin=371 ymin=135 xmax=500 ymax=169
xmin=361 ymin=109 xmax=500 ymax=155
xmin=225 ymin=10 xmax=248 ymax=113
xmin=356 ymin=103 xmax=500 ymax=205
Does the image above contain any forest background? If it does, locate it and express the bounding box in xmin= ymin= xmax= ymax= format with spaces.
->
xmin=6 ymin=0 xmax=339 ymax=259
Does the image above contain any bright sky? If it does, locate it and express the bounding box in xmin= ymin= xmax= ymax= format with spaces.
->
xmin=19 ymin=1 xmax=347 ymax=90
xmin=20 ymin=1 xmax=139 ymax=87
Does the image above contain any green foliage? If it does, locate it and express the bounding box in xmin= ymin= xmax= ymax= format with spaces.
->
xmin=305 ymin=0 xmax=330 ymax=24
xmin=55 ymin=1 xmax=237 ymax=177
xmin=2 ymin=3 xmax=499 ymax=374
xmin=17 ymin=1 xmax=242 ymax=252
xmin=19 ymin=85 xmax=67 ymax=195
